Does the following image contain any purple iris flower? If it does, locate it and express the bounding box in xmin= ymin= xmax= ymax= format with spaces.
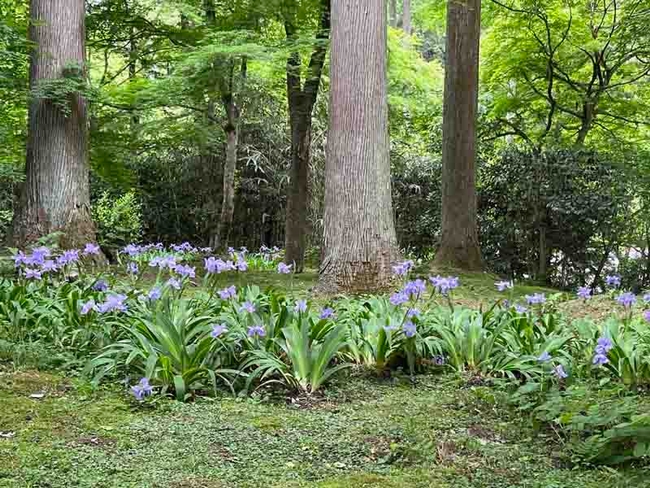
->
xmin=593 ymin=354 xmax=609 ymax=366
xmin=83 ymin=243 xmax=101 ymax=256
xmin=147 ymin=287 xmax=162 ymax=301
xmin=537 ymin=351 xmax=551 ymax=362
xmin=166 ymin=278 xmax=182 ymax=290
xmin=403 ymin=279 xmax=427 ymax=298
xmin=605 ymin=275 xmax=621 ymax=288
xmin=127 ymin=262 xmax=139 ymax=275
xmin=644 ymin=310 xmax=650 ymax=323
xmin=392 ymin=260 xmax=414 ymax=276
xmin=41 ymin=260 xmax=57 ymax=273
xmin=12 ymin=251 xmax=27 ymax=267
xmin=320 ymin=308 xmax=335 ymax=320
xmin=514 ymin=304 xmax=528 ymax=314
xmin=525 ymin=293 xmax=546 ymax=305
xmin=98 ymin=294 xmax=128 ymax=313
xmin=57 ymin=249 xmax=80 ymax=266
xmin=32 ymin=247 xmax=51 ymax=262
xmin=596 ymin=337 xmax=613 ymax=353
xmin=131 ymin=377 xmax=153 ymax=401
xmin=294 ymin=300 xmax=308 ymax=313
xmin=429 ymin=275 xmax=460 ymax=295
xmin=433 ymin=355 xmax=446 ymax=366
xmin=24 ymin=268 xmax=42 ymax=280
xmin=123 ymin=244 xmax=142 ymax=257
xmin=218 ymin=286 xmax=237 ymax=300
xmin=150 ymin=256 xmax=177 ymax=269
xmin=389 ymin=291 xmax=409 ymax=306
xmin=616 ymin=292 xmax=636 ymax=308
xmin=211 ymin=323 xmax=228 ymax=338
xmin=553 ymin=364 xmax=568 ymax=379
xmin=247 ymin=325 xmax=266 ymax=338
xmin=406 ymin=308 xmax=420 ymax=318
xmin=277 ymin=262 xmax=292 ymax=274
xmin=495 ymin=280 xmax=513 ymax=292
xmin=93 ymin=280 xmax=109 ymax=292
xmin=173 ymin=264 xmax=196 ymax=279
xmin=577 ymin=286 xmax=592 ymax=300
xmin=402 ymin=321 xmax=417 ymax=338
xmin=240 ymin=301 xmax=256 ymax=314
xmin=236 ymin=259 xmax=248 ymax=272
xmin=80 ymin=299 xmax=97 ymax=315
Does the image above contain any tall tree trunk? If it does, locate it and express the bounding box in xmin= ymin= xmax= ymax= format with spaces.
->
xmin=402 ymin=0 xmax=412 ymax=34
xmin=11 ymin=0 xmax=98 ymax=249
xmin=217 ymin=117 xmax=238 ymax=250
xmin=285 ymin=103 xmax=312 ymax=272
xmin=433 ymin=0 xmax=482 ymax=271
xmin=389 ymin=0 xmax=397 ymax=27
xmin=212 ymin=57 xmax=246 ymax=250
xmin=318 ymin=0 xmax=398 ymax=293
xmin=284 ymin=0 xmax=330 ymax=273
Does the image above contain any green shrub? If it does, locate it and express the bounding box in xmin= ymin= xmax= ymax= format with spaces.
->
xmin=92 ymin=191 xmax=142 ymax=253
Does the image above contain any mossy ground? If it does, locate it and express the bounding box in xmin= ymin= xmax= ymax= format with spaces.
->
xmin=1 ymin=369 xmax=646 ymax=488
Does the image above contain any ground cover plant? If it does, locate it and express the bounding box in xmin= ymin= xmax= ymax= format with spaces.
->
xmin=1 ymin=243 xmax=650 ymax=486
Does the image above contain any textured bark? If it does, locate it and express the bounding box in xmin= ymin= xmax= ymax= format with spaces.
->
xmin=433 ymin=0 xmax=483 ymax=271
xmin=213 ymin=57 xmax=247 ymax=250
xmin=402 ymin=0 xmax=412 ymax=34
xmin=216 ymin=110 xmax=238 ymax=250
xmin=10 ymin=0 xmax=98 ymax=249
xmin=284 ymin=0 xmax=330 ymax=273
xmin=318 ymin=0 xmax=399 ymax=293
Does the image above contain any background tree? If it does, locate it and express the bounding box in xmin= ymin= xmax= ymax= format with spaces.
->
xmin=11 ymin=0 xmax=99 ymax=249
xmin=283 ymin=0 xmax=330 ymax=273
xmin=434 ymin=0 xmax=482 ymax=270
xmin=319 ymin=0 xmax=398 ymax=292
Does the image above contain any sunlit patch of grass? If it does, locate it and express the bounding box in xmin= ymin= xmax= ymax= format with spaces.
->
xmin=0 ymin=371 xmax=643 ymax=487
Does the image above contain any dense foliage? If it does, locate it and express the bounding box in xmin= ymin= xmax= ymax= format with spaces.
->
xmin=2 ymin=242 xmax=650 ymax=466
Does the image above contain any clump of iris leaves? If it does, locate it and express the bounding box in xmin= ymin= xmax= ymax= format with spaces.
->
xmin=3 ymin=242 xmax=650 ymax=467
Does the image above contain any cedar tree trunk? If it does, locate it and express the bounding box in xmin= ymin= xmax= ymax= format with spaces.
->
xmin=433 ymin=0 xmax=483 ymax=271
xmin=318 ymin=0 xmax=399 ymax=293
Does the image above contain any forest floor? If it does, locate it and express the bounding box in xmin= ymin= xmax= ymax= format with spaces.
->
xmin=0 ymin=271 xmax=634 ymax=487
xmin=1 ymin=369 xmax=647 ymax=488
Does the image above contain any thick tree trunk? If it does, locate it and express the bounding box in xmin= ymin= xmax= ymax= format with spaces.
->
xmin=284 ymin=0 xmax=330 ymax=273
xmin=389 ymin=0 xmax=398 ymax=27
xmin=433 ymin=0 xmax=482 ymax=271
xmin=11 ymin=0 xmax=98 ymax=249
xmin=318 ymin=0 xmax=399 ymax=293
xmin=402 ymin=0 xmax=412 ymax=34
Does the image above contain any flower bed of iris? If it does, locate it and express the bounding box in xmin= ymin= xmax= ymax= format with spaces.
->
xmin=7 ymin=244 xmax=650 ymax=402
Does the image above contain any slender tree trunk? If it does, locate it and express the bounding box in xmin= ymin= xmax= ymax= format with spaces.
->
xmin=318 ymin=0 xmax=399 ymax=293
xmin=212 ymin=57 xmax=246 ymax=250
xmin=11 ymin=0 xmax=98 ymax=249
xmin=433 ymin=0 xmax=482 ymax=271
xmin=402 ymin=0 xmax=412 ymax=34
xmin=285 ymin=104 xmax=312 ymax=272
xmin=217 ymin=117 xmax=238 ymax=250
xmin=389 ymin=0 xmax=397 ymax=27
xmin=284 ymin=0 xmax=330 ymax=273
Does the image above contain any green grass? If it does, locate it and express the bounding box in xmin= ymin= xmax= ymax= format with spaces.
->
xmin=0 ymin=370 xmax=645 ymax=488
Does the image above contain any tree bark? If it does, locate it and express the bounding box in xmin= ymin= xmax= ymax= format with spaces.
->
xmin=318 ymin=0 xmax=399 ymax=293
xmin=433 ymin=0 xmax=482 ymax=271
xmin=284 ymin=0 xmax=330 ymax=273
xmin=402 ymin=0 xmax=411 ymax=34
xmin=212 ymin=68 xmax=242 ymax=250
xmin=11 ymin=0 xmax=98 ymax=250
